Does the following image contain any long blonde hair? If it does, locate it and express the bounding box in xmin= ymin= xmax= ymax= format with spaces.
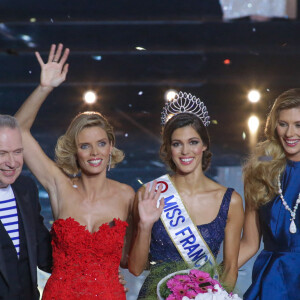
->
xmin=244 ymin=89 xmax=300 ymax=209
xmin=55 ymin=112 xmax=124 ymax=175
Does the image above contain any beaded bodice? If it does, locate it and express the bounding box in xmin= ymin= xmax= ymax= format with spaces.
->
xmin=149 ymin=188 xmax=233 ymax=263
xmin=42 ymin=217 xmax=127 ymax=300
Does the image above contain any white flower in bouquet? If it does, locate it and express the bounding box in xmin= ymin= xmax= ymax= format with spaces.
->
xmin=182 ymin=285 xmax=242 ymax=300
xmin=182 ymin=284 xmax=242 ymax=300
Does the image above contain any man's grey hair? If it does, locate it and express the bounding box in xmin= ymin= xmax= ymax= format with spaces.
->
xmin=0 ymin=115 xmax=20 ymax=129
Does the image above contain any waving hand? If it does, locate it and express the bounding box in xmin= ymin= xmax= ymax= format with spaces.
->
xmin=35 ymin=43 xmax=69 ymax=88
xmin=138 ymin=180 xmax=164 ymax=227
xmin=128 ymin=181 xmax=164 ymax=275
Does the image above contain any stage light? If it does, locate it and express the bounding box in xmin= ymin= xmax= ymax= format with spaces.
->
xmin=248 ymin=90 xmax=261 ymax=103
xmin=28 ymin=42 xmax=37 ymax=48
xmin=248 ymin=116 xmax=259 ymax=134
xmin=83 ymin=91 xmax=97 ymax=104
xmin=20 ymin=35 xmax=32 ymax=42
xmin=92 ymin=55 xmax=102 ymax=61
xmin=223 ymin=59 xmax=231 ymax=65
xmin=136 ymin=46 xmax=146 ymax=51
xmin=164 ymin=89 xmax=177 ymax=102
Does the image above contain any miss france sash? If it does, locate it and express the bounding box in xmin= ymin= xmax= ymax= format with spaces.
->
xmin=150 ymin=174 xmax=216 ymax=269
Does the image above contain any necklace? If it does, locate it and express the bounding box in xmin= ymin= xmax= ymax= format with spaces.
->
xmin=278 ymin=174 xmax=300 ymax=234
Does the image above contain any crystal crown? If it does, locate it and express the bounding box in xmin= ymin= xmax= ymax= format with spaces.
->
xmin=161 ymin=91 xmax=210 ymax=126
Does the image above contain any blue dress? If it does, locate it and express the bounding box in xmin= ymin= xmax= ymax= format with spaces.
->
xmin=138 ymin=188 xmax=234 ymax=299
xmin=244 ymin=160 xmax=300 ymax=300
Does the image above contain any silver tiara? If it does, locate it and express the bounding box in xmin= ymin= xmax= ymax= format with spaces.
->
xmin=161 ymin=91 xmax=210 ymax=126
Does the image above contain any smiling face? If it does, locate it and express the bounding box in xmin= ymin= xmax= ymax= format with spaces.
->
xmin=276 ymin=107 xmax=300 ymax=161
xmin=170 ymin=125 xmax=207 ymax=174
xmin=0 ymin=127 xmax=23 ymax=188
xmin=76 ymin=126 xmax=112 ymax=175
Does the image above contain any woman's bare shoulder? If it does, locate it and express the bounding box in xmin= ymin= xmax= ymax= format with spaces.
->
xmin=229 ymin=190 xmax=243 ymax=206
xmin=109 ymin=179 xmax=135 ymax=201
xmin=204 ymin=177 xmax=227 ymax=194
xmin=212 ymin=181 xmax=243 ymax=206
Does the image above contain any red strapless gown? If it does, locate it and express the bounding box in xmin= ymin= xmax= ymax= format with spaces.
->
xmin=42 ymin=217 xmax=127 ymax=300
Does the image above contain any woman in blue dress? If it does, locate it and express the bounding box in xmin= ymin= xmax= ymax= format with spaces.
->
xmin=128 ymin=92 xmax=244 ymax=299
xmin=239 ymin=88 xmax=300 ymax=299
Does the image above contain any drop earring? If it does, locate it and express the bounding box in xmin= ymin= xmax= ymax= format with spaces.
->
xmin=108 ymin=153 xmax=112 ymax=171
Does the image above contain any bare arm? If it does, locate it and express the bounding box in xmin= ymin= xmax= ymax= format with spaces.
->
xmin=120 ymin=186 xmax=135 ymax=268
xmin=120 ymin=213 xmax=133 ymax=268
xmin=128 ymin=182 xmax=164 ymax=276
xmin=221 ymin=191 xmax=244 ymax=290
xmin=238 ymin=204 xmax=261 ymax=268
xmin=16 ymin=44 xmax=69 ymax=131
xmin=15 ymin=44 xmax=69 ymax=217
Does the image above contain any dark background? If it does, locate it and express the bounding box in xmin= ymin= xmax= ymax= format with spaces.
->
xmin=1 ymin=0 xmax=300 ymax=191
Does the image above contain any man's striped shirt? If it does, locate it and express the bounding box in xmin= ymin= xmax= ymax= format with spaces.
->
xmin=0 ymin=185 xmax=20 ymax=257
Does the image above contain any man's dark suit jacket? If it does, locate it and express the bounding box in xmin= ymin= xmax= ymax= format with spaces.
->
xmin=0 ymin=175 xmax=52 ymax=300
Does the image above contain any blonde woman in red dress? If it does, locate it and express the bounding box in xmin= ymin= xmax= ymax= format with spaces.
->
xmin=15 ymin=44 xmax=134 ymax=299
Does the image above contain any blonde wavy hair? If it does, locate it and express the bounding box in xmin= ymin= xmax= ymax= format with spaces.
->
xmin=243 ymin=89 xmax=300 ymax=209
xmin=55 ymin=112 xmax=124 ymax=175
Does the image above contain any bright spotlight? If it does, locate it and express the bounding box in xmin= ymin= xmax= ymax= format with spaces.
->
xmin=20 ymin=34 xmax=32 ymax=42
xmin=83 ymin=91 xmax=97 ymax=104
xmin=248 ymin=90 xmax=261 ymax=103
xmin=248 ymin=116 xmax=259 ymax=134
xmin=164 ymin=90 xmax=177 ymax=102
xmin=92 ymin=55 xmax=102 ymax=61
xmin=135 ymin=46 xmax=146 ymax=51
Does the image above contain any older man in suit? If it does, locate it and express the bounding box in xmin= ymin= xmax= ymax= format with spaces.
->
xmin=0 ymin=114 xmax=52 ymax=300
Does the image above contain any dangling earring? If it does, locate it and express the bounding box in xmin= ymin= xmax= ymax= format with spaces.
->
xmin=108 ymin=153 xmax=112 ymax=171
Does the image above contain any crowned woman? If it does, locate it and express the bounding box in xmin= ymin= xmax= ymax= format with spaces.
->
xmin=128 ymin=92 xmax=244 ymax=299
